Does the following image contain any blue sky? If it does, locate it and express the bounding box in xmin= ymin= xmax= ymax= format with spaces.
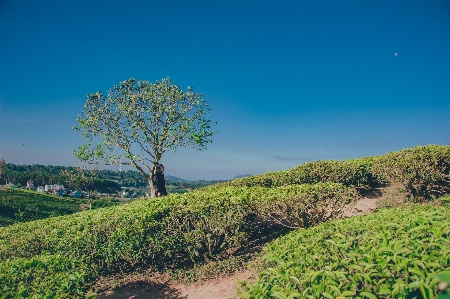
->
xmin=1 ymin=0 xmax=449 ymax=180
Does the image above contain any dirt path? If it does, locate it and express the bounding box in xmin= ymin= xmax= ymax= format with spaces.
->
xmin=98 ymin=197 xmax=378 ymax=299
xmin=98 ymin=271 xmax=253 ymax=299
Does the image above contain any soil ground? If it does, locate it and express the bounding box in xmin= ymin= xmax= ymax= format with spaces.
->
xmin=98 ymin=271 xmax=254 ymax=299
xmin=98 ymin=196 xmax=379 ymax=299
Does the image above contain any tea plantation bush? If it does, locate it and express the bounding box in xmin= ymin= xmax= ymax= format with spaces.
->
xmin=250 ymin=183 xmax=357 ymax=228
xmin=0 ymin=254 xmax=93 ymax=298
xmin=239 ymin=205 xmax=450 ymax=299
xmin=221 ymin=145 xmax=450 ymax=200
xmin=165 ymin=183 xmax=356 ymax=260
xmin=224 ymin=157 xmax=377 ymax=190
xmin=371 ymin=145 xmax=450 ymax=201
xmin=0 ymin=189 xmax=84 ymax=226
xmin=1 ymin=145 xmax=448 ymax=298
xmin=0 ymin=198 xmax=174 ymax=270
xmin=0 ymin=182 xmax=355 ymax=298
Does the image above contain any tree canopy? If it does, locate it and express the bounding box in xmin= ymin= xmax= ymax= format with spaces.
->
xmin=73 ymin=77 xmax=216 ymax=197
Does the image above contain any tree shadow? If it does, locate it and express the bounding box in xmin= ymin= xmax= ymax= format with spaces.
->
xmin=98 ymin=281 xmax=187 ymax=299
xmin=359 ymin=188 xmax=383 ymax=199
xmin=97 ymin=220 xmax=294 ymax=298
xmin=232 ymin=220 xmax=293 ymax=257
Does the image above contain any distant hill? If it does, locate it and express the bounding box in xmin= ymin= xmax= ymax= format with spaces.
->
xmin=165 ymin=175 xmax=187 ymax=182
xmin=233 ymin=174 xmax=251 ymax=179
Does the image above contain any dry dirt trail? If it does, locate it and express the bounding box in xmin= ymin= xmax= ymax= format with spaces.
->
xmin=98 ymin=197 xmax=378 ymax=299
xmin=98 ymin=271 xmax=254 ymax=299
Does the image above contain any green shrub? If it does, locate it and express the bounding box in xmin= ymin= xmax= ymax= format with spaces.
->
xmin=0 ymin=189 xmax=84 ymax=226
xmin=251 ymin=183 xmax=357 ymax=228
xmin=0 ymin=198 xmax=174 ymax=273
xmin=0 ymin=254 xmax=94 ymax=298
xmin=0 ymin=182 xmax=357 ymax=297
xmin=163 ymin=183 xmax=356 ymax=260
xmin=163 ymin=187 xmax=255 ymax=261
xmin=372 ymin=145 xmax=450 ymax=201
xmin=239 ymin=205 xmax=450 ymax=299
xmin=216 ymin=145 xmax=450 ymax=202
xmin=222 ymin=157 xmax=377 ymax=190
xmin=437 ymin=195 xmax=450 ymax=207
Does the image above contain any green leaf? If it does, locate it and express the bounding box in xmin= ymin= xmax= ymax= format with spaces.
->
xmin=287 ymin=292 xmax=302 ymax=299
xmin=419 ymin=282 xmax=432 ymax=299
xmin=360 ymin=291 xmax=377 ymax=299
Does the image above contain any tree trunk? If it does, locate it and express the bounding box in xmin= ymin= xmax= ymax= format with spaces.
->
xmin=148 ymin=173 xmax=156 ymax=198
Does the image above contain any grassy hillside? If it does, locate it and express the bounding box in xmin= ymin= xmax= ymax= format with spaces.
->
xmin=0 ymin=189 xmax=122 ymax=227
xmin=0 ymin=189 xmax=85 ymax=226
xmin=218 ymin=144 xmax=450 ymax=201
xmin=0 ymin=145 xmax=449 ymax=298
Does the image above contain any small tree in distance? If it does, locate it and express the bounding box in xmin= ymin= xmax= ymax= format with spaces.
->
xmin=0 ymin=159 xmax=6 ymax=185
xmin=61 ymin=166 xmax=98 ymax=196
xmin=73 ymin=77 xmax=216 ymax=198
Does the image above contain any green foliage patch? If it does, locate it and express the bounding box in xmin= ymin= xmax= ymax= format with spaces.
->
xmin=225 ymin=157 xmax=377 ymax=190
xmin=0 ymin=198 xmax=174 ymax=272
xmin=0 ymin=254 xmax=94 ymax=298
xmin=0 ymin=182 xmax=355 ymax=297
xmin=1 ymin=145 xmax=449 ymax=298
xmin=0 ymin=189 xmax=83 ymax=226
xmin=239 ymin=205 xmax=450 ymax=299
xmin=250 ymin=183 xmax=357 ymax=228
xmin=0 ymin=189 xmax=122 ymax=227
xmin=371 ymin=145 xmax=450 ymax=201
xmin=222 ymin=145 xmax=450 ymax=201
xmin=163 ymin=183 xmax=356 ymax=261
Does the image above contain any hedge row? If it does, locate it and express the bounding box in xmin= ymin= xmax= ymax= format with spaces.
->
xmin=2 ymin=145 xmax=448 ymax=297
xmin=250 ymin=183 xmax=357 ymax=229
xmin=239 ymin=204 xmax=450 ymax=299
xmin=2 ymin=187 xmax=71 ymax=200
xmin=0 ymin=182 xmax=356 ymax=297
xmin=372 ymin=145 xmax=450 ymax=200
xmin=221 ymin=157 xmax=377 ymax=189
xmin=220 ymin=145 xmax=450 ymax=201
xmin=0 ymin=189 xmax=83 ymax=227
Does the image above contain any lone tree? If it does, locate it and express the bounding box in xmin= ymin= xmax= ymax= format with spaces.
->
xmin=73 ymin=77 xmax=216 ymax=197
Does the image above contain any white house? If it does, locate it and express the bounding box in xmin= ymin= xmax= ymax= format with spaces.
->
xmin=26 ymin=179 xmax=34 ymax=189
xmin=44 ymin=184 xmax=65 ymax=193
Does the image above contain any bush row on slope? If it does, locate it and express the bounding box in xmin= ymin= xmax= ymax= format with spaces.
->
xmin=372 ymin=145 xmax=450 ymax=201
xmin=0 ymin=189 xmax=84 ymax=226
xmin=224 ymin=157 xmax=377 ymax=189
xmin=164 ymin=183 xmax=357 ymax=260
xmin=0 ymin=183 xmax=356 ymax=297
xmin=239 ymin=205 xmax=450 ymax=299
xmin=0 ymin=198 xmax=173 ymax=271
xmin=251 ymin=183 xmax=357 ymax=228
xmin=221 ymin=145 xmax=450 ymax=201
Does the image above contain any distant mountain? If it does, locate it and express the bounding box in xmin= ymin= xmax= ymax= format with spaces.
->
xmin=233 ymin=174 xmax=251 ymax=179
xmin=165 ymin=175 xmax=187 ymax=182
